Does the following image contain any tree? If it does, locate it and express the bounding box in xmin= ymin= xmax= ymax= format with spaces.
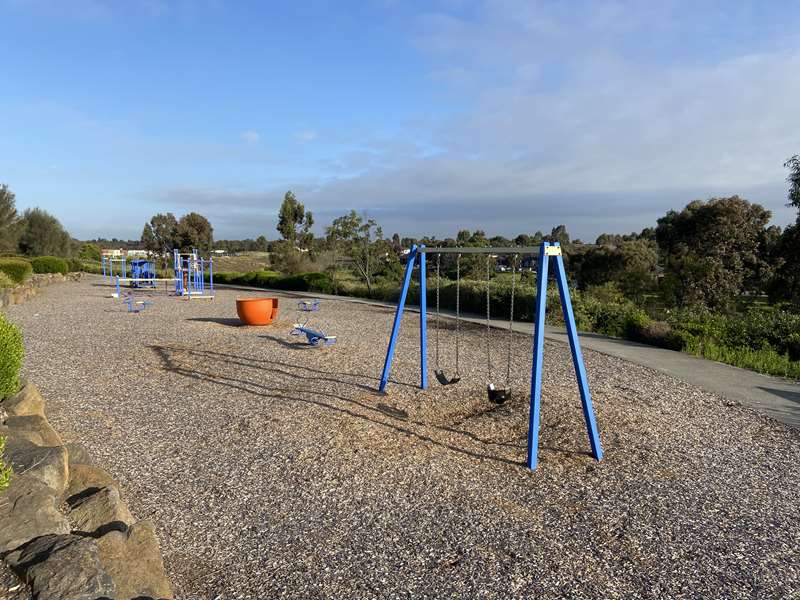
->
xmin=78 ymin=243 xmax=102 ymax=262
xmin=277 ymin=191 xmax=313 ymax=249
xmin=785 ymin=155 xmax=800 ymax=213
xmin=572 ymin=240 xmax=657 ymax=302
xmin=545 ymin=224 xmax=571 ymax=248
xmin=655 ymin=196 xmax=771 ymax=309
xmin=0 ymin=184 xmax=20 ymax=253
xmin=768 ymin=224 xmax=800 ymax=304
xmin=255 ymin=235 xmax=268 ymax=252
xmin=177 ymin=213 xmax=213 ymax=252
xmin=17 ymin=208 xmax=72 ymax=257
xmin=326 ymin=211 xmax=386 ymax=295
xmin=141 ymin=213 xmax=179 ymax=255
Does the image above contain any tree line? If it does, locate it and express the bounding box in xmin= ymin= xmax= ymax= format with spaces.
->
xmin=2 ymin=153 xmax=799 ymax=313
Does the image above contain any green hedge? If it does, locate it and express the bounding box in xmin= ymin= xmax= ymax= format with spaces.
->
xmin=0 ymin=436 xmax=11 ymax=493
xmin=0 ymin=313 xmax=23 ymax=398
xmin=30 ymin=256 xmax=69 ymax=275
xmin=214 ymin=268 xmax=800 ymax=379
xmin=0 ymin=273 xmax=15 ymax=289
xmin=0 ymin=258 xmax=32 ymax=284
xmin=213 ymin=270 xmax=333 ymax=294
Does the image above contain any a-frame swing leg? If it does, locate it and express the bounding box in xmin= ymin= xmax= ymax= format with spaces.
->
xmin=419 ymin=247 xmax=428 ymax=390
xmin=553 ymin=246 xmax=603 ymax=461
xmin=526 ymin=242 xmax=603 ymax=470
xmin=379 ymin=245 xmax=418 ymax=392
xmin=526 ymin=242 xmax=549 ymax=470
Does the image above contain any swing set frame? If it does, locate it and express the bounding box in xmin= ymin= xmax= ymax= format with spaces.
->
xmin=378 ymin=241 xmax=603 ymax=470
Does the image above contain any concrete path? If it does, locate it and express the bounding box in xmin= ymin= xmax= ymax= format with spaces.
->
xmin=216 ymin=282 xmax=800 ymax=428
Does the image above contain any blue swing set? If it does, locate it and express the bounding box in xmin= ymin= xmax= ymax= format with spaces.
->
xmin=378 ymin=241 xmax=603 ymax=471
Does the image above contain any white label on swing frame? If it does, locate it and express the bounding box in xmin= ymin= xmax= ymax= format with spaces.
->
xmin=544 ymin=246 xmax=562 ymax=256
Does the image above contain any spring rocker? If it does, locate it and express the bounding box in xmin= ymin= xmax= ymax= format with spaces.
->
xmin=297 ymin=298 xmax=321 ymax=312
xmin=290 ymin=300 xmax=336 ymax=346
xmin=122 ymin=291 xmax=153 ymax=313
xmin=379 ymin=242 xmax=603 ymax=470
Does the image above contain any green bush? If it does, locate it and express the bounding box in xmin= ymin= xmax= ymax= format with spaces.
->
xmin=0 ymin=273 xmax=15 ymax=289
xmin=0 ymin=313 xmax=23 ymax=398
xmin=67 ymin=258 xmax=83 ymax=272
xmin=30 ymin=256 xmax=69 ymax=274
xmin=0 ymin=436 xmax=12 ymax=493
xmin=0 ymin=258 xmax=32 ymax=284
xmin=210 ymin=270 xmax=333 ymax=294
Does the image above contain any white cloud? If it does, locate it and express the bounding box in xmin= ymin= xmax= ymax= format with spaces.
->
xmin=241 ymin=130 xmax=261 ymax=144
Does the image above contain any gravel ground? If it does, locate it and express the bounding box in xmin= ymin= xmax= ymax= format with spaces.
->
xmin=3 ymin=277 xmax=800 ymax=599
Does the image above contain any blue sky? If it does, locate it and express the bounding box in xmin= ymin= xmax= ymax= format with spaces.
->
xmin=1 ymin=0 xmax=799 ymax=241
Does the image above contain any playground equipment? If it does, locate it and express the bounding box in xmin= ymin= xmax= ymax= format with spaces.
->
xmin=236 ymin=297 xmax=279 ymax=325
xmin=102 ymin=255 xmax=128 ymax=282
xmin=122 ymin=292 xmax=153 ymax=313
xmin=173 ymin=250 xmax=214 ymax=299
xmin=290 ymin=297 xmax=335 ymax=346
xmin=290 ymin=324 xmax=336 ymax=346
xmin=297 ymin=298 xmax=321 ymax=312
xmin=433 ymin=254 xmax=461 ymax=386
xmin=379 ymin=242 xmax=603 ymax=471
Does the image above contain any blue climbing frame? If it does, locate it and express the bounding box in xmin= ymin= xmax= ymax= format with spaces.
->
xmin=378 ymin=242 xmax=603 ymax=470
xmin=173 ymin=249 xmax=215 ymax=297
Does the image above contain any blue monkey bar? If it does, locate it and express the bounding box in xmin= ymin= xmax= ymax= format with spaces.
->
xmin=378 ymin=241 xmax=603 ymax=470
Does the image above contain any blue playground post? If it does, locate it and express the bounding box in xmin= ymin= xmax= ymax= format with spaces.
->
xmin=419 ymin=245 xmax=428 ymax=390
xmin=526 ymin=242 xmax=550 ymax=470
xmin=553 ymin=247 xmax=603 ymax=462
xmin=115 ymin=275 xmax=121 ymax=298
xmin=209 ymin=257 xmax=214 ymax=294
xmin=379 ymin=245 xmax=418 ymax=392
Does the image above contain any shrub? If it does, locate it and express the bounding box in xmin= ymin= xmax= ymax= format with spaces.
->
xmin=0 ymin=272 xmax=15 ymax=289
xmin=30 ymin=256 xmax=69 ymax=274
xmin=0 ymin=436 xmax=12 ymax=493
xmin=67 ymin=258 xmax=84 ymax=272
xmin=0 ymin=313 xmax=23 ymax=398
xmin=0 ymin=258 xmax=32 ymax=284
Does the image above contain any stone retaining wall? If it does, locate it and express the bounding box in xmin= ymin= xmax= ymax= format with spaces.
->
xmin=0 ymin=273 xmax=84 ymax=309
xmin=0 ymin=383 xmax=173 ymax=600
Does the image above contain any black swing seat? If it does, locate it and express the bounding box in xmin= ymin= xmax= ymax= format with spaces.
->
xmin=487 ymin=383 xmax=509 ymax=404
xmin=435 ymin=369 xmax=461 ymax=386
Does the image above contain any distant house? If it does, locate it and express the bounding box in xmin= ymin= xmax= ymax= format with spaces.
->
xmin=212 ymin=249 xmax=227 ymax=256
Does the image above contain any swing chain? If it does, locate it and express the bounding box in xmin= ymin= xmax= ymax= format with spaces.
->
xmin=435 ymin=254 xmax=441 ymax=369
xmin=506 ymin=254 xmax=518 ymax=387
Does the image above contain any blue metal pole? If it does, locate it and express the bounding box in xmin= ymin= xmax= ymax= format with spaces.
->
xmin=200 ymin=258 xmax=205 ymax=294
xmin=379 ymin=246 xmax=418 ymax=392
xmin=115 ymin=275 xmax=120 ymax=298
xmin=419 ymin=245 xmax=428 ymax=390
xmin=102 ymin=257 xmax=106 ymax=281
xmin=209 ymin=257 xmax=214 ymax=295
xmin=526 ymin=242 xmax=550 ymax=470
xmin=553 ymin=246 xmax=603 ymax=461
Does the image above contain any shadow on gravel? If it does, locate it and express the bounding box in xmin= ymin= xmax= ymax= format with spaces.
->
xmin=759 ymin=386 xmax=800 ymax=405
xmin=149 ymin=344 xmax=524 ymax=467
xmin=258 ymin=333 xmax=318 ymax=350
xmin=187 ymin=317 xmax=243 ymax=327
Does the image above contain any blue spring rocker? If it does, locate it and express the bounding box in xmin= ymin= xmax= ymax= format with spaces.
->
xmin=290 ymin=324 xmax=336 ymax=347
